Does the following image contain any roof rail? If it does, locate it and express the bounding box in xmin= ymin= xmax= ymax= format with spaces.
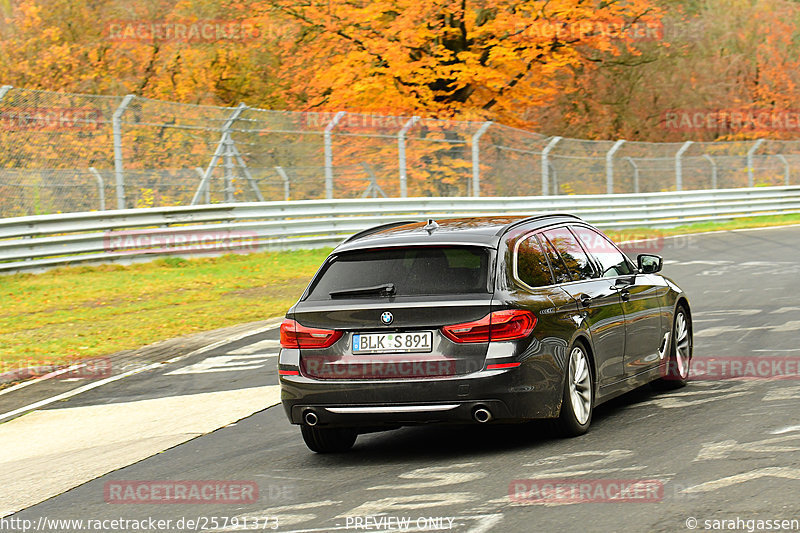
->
xmin=496 ymin=213 xmax=582 ymax=236
xmin=341 ymin=220 xmax=419 ymax=244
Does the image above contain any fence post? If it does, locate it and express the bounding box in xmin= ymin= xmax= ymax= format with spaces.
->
xmin=471 ymin=121 xmax=493 ymax=197
xmin=275 ymin=166 xmax=290 ymax=201
xmin=398 ymin=116 xmax=420 ymax=198
xmin=224 ymin=138 xmax=235 ymax=203
xmin=606 ymin=140 xmax=625 ymax=194
xmin=224 ymin=103 xmax=248 ymax=203
xmin=549 ymin=162 xmax=559 ymax=195
xmin=230 ymin=143 xmax=265 ymax=202
xmin=191 ymin=104 xmax=247 ymax=205
xmin=194 ymin=167 xmax=209 ymax=204
xmin=624 ymin=157 xmax=639 ymax=193
xmin=702 ymin=154 xmax=718 ymax=189
xmin=360 ymin=162 xmax=387 ymax=198
xmin=675 ymin=140 xmax=693 ymax=191
xmin=747 ymin=138 xmax=765 ymax=187
xmin=324 ymin=111 xmax=346 ymax=199
xmin=88 ymin=167 xmax=106 ymax=210
xmin=775 ymin=154 xmax=790 ymax=185
xmin=541 ymin=136 xmax=562 ymax=196
xmin=112 ymin=94 xmax=135 ymax=210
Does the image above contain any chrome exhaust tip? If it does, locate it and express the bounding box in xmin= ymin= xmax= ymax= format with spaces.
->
xmin=304 ymin=410 xmax=319 ymax=427
xmin=472 ymin=407 xmax=492 ymax=423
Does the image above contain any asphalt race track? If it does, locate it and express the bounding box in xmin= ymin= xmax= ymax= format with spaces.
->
xmin=3 ymin=225 xmax=800 ymax=533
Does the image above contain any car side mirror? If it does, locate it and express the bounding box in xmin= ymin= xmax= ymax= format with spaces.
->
xmin=637 ymin=254 xmax=663 ymax=274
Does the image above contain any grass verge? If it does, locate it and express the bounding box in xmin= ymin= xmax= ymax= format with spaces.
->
xmin=3 ymin=212 xmax=799 ymax=367
xmin=1 ymin=249 xmax=331 ymax=368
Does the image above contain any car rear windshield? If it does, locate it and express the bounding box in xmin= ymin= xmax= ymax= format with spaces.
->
xmin=305 ymin=246 xmax=492 ymax=300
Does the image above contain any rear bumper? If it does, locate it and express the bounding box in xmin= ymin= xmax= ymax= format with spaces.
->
xmin=280 ymin=356 xmax=564 ymax=428
xmin=289 ymin=400 xmax=513 ymax=427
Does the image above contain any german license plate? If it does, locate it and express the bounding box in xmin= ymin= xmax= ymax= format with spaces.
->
xmin=352 ymin=331 xmax=433 ymax=354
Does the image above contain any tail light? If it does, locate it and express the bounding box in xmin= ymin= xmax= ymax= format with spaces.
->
xmin=441 ymin=310 xmax=536 ymax=343
xmin=280 ymin=319 xmax=343 ymax=349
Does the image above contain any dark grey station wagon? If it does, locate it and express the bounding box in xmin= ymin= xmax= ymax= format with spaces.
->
xmin=278 ymin=215 xmax=692 ymax=453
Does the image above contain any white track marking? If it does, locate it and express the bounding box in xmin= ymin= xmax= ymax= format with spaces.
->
xmin=0 ymin=362 xmax=164 ymax=423
xmin=770 ymin=307 xmax=800 ymax=314
xmin=0 ymin=321 xmax=281 ymax=423
xmin=695 ymin=321 xmax=800 ymax=337
xmin=0 ymin=385 xmax=280 ymax=517
xmin=228 ymin=339 xmax=281 ymax=354
xmin=683 ymin=467 xmax=800 ymax=494
xmin=764 ymin=387 xmax=800 ymax=402
xmin=771 ymin=425 xmax=800 ymax=434
xmin=166 ymin=354 xmax=277 ymax=375
xmin=0 ymin=363 xmax=89 ymax=397
xmin=694 ymin=309 xmax=761 ymax=316
xmin=695 ymin=433 xmax=800 ymax=461
xmin=337 ymin=493 xmax=476 ymax=519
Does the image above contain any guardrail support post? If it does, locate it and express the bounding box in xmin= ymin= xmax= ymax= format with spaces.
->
xmin=776 ymin=154 xmax=790 ymax=185
xmin=398 ymin=116 xmax=420 ymax=198
xmin=88 ymin=167 xmax=106 ymax=210
xmin=702 ymin=154 xmax=718 ymax=189
xmin=324 ymin=111 xmax=346 ymax=199
xmin=0 ymin=85 xmax=12 ymax=101
xmin=541 ymin=136 xmax=562 ymax=196
xmin=606 ymin=140 xmax=625 ymax=194
xmin=471 ymin=121 xmax=493 ymax=197
xmin=675 ymin=141 xmax=693 ymax=191
xmin=747 ymin=138 xmax=765 ymax=187
xmin=624 ymin=157 xmax=640 ymax=193
xmin=112 ymin=94 xmax=135 ymax=210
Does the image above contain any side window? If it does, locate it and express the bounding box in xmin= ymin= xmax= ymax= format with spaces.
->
xmin=538 ymin=236 xmax=572 ymax=284
xmin=541 ymin=227 xmax=598 ymax=281
xmin=571 ymin=226 xmax=634 ymax=278
xmin=515 ymin=234 xmax=554 ymax=288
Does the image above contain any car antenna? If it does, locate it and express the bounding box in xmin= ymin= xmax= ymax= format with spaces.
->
xmin=423 ymin=219 xmax=439 ymax=234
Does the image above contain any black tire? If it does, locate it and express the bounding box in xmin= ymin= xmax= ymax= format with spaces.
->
xmin=555 ymin=341 xmax=593 ymax=437
xmin=300 ymin=426 xmax=357 ymax=453
xmin=654 ymin=305 xmax=692 ymax=390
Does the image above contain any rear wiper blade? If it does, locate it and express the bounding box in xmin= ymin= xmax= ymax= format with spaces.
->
xmin=329 ymin=283 xmax=396 ymax=298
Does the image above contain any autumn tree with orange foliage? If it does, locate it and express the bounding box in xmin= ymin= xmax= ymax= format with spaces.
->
xmin=267 ymin=0 xmax=662 ymax=123
xmin=0 ymin=0 xmax=287 ymax=105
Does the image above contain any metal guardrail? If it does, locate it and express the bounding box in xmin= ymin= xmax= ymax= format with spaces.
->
xmin=2 ymin=186 xmax=800 ymax=273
